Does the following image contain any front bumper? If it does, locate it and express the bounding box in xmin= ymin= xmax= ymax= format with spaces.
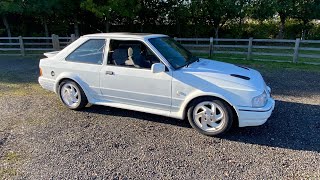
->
xmin=237 ymin=97 xmax=275 ymax=127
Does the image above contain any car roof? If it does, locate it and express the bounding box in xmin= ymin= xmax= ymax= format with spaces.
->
xmin=83 ymin=32 xmax=168 ymax=39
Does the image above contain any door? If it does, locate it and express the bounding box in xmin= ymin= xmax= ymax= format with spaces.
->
xmin=99 ymin=39 xmax=172 ymax=111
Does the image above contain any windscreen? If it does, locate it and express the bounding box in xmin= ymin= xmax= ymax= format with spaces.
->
xmin=148 ymin=37 xmax=196 ymax=69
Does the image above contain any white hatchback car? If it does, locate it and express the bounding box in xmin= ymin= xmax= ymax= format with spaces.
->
xmin=39 ymin=33 xmax=275 ymax=136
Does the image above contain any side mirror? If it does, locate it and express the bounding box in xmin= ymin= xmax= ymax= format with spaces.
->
xmin=151 ymin=63 xmax=166 ymax=73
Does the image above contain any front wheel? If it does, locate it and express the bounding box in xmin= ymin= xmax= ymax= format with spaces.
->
xmin=187 ymin=98 xmax=234 ymax=136
xmin=58 ymin=80 xmax=88 ymax=110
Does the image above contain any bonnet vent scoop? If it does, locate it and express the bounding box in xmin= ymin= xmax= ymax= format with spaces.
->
xmin=230 ymin=74 xmax=250 ymax=80
xmin=235 ymin=65 xmax=250 ymax=70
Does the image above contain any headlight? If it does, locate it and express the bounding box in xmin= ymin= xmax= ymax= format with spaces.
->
xmin=266 ymin=86 xmax=271 ymax=94
xmin=252 ymin=91 xmax=268 ymax=108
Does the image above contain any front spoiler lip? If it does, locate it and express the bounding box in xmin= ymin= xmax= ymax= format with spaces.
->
xmin=239 ymin=105 xmax=273 ymax=112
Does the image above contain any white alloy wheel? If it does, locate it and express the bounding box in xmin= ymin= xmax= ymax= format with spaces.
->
xmin=60 ymin=83 xmax=81 ymax=108
xmin=187 ymin=98 xmax=234 ymax=136
xmin=193 ymin=101 xmax=226 ymax=132
xmin=59 ymin=80 xmax=88 ymax=110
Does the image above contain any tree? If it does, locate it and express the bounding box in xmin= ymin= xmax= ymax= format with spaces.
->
xmin=202 ymin=0 xmax=243 ymax=38
xmin=247 ymin=0 xmax=276 ymax=21
xmin=0 ymin=0 xmax=22 ymax=38
xmin=81 ymin=0 xmax=112 ymax=32
xmin=81 ymin=0 xmax=140 ymax=32
xmin=293 ymin=0 xmax=320 ymax=39
xmin=188 ymin=0 xmax=205 ymax=38
xmin=275 ymin=0 xmax=296 ymax=38
xmin=55 ymin=0 xmax=86 ymax=37
xmin=23 ymin=0 xmax=62 ymax=37
xmin=168 ymin=0 xmax=189 ymax=37
xmin=248 ymin=0 xmax=296 ymax=39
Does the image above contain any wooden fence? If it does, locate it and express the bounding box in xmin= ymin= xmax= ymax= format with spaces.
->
xmin=1 ymin=35 xmax=320 ymax=64
xmin=175 ymin=37 xmax=320 ymax=64
xmin=0 ymin=34 xmax=76 ymax=56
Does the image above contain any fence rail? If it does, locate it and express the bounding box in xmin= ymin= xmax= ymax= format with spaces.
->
xmin=0 ymin=35 xmax=320 ymax=64
xmin=0 ymin=34 xmax=76 ymax=56
xmin=175 ymin=37 xmax=320 ymax=64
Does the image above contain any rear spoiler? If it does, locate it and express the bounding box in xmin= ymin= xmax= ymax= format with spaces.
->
xmin=44 ymin=51 xmax=60 ymax=58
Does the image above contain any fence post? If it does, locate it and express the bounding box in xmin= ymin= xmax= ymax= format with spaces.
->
xmin=52 ymin=34 xmax=60 ymax=50
xmin=247 ymin=37 xmax=253 ymax=60
xmin=71 ymin=34 xmax=76 ymax=42
xmin=293 ymin=38 xmax=300 ymax=63
xmin=209 ymin=37 xmax=214 ymax=58
xmin=18 ymin=36 xmax=25 ymax=56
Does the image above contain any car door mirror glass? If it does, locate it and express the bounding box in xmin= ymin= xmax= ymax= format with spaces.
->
xmin=151 ymin=63 xmax=165 ymax=73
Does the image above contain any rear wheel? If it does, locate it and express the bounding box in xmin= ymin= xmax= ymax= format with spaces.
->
xmin=187 ymin=98 xmax=234 ymax=136
xmin=58 ymin=80 xmax=88 ymax=110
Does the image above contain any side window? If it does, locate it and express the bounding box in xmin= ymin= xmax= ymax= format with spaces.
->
xmin=66 ymin=39 xmax=105 ymax=64
xmin=107 ymin=39 xmax=160 ymax=69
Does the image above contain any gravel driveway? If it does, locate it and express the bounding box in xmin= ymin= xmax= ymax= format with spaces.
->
xmin=0 ymin=57 xmax=319 ymax=179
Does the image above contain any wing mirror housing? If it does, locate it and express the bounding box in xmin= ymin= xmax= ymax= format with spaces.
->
xmin=151 ymin=63 xmax=166 ymax=73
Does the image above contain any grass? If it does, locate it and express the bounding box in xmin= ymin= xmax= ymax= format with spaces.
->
xmin=3 ymin=152 xmax=21 ymax=163
xmin=0 ymin=69 xmax=52 ymax=97
xmin=0 ymin=168 xmax=17 ymax=179
xmin=0 ymin=82 xmax=50 ymax=97
xmin=0 ymin=152 xmax=22 ymax=179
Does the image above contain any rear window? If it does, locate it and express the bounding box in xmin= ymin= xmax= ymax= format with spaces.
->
xmin=66 ymin=39 xmax=105 ymax=64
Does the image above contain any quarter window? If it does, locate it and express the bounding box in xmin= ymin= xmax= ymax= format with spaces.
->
xmin=66 ymin=39 xmax=105 ymax=64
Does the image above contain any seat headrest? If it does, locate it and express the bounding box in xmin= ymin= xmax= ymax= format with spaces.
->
xmin=128 ymin=47 xmax=133 ymax=57
xmin=112 ymin=48 xmax=128 ymax=65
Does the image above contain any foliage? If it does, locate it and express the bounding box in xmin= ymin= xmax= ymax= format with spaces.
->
xmin=0 ymin=0 xmax=23 ymax=15
xmin=1 ymin=0 xmax=320 ymax=39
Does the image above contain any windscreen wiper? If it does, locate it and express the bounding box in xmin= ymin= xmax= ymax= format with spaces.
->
xmin=186 ymin=57 xmax=199 ymax=67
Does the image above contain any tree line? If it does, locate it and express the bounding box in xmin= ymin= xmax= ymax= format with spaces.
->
xmin=1 ymin=0 xmax=320 ymax=39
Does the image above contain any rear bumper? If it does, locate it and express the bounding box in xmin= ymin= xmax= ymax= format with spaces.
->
xmin=237 ymin=98 xmax=275 ymax=127
xmin=38 ymin=77 xmax=55 ymax=92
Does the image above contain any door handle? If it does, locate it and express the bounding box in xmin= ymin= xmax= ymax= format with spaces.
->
xmin=105 ymin=71 xmax=114 ymax=75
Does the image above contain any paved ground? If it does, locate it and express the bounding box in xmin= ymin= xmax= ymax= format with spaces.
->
xmin=0 ymin=56 xmax=319 ymax=179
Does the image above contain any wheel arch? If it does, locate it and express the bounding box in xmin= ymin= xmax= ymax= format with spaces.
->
xmin=182 ymin=95 xmax=239 ymax=127
xmin=55 ymin=74 xmax=97 ymax=104
xmin=55 ymin=77 xmax=80 ymax=93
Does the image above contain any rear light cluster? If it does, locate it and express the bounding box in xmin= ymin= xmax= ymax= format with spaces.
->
xmin=39 ymin=68 xmax=42 ymax=76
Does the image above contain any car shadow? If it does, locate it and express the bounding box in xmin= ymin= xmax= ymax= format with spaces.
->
xmin=224 ymin=100 xmax=320 ymax=152
xmin=83 ymin=105 xmax=192 ymax=128
xmin=83 ymin=100 xmax=320 ymax=152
